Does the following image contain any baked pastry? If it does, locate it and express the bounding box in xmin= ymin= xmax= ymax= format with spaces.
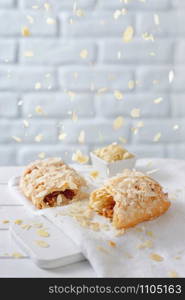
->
xmin=20 ymin=157 xmax=87 ymax=209
xmin=89 ymin=169 xmax=170 ymax=229
xmin=93 ymin=143 xmax=134 ymax=163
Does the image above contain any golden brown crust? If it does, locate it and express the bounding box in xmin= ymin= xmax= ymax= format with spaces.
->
xmin=89 ymin=169 xmax=170 ymax=229
xmin=20 ymin=157 xmax=87 ymax=209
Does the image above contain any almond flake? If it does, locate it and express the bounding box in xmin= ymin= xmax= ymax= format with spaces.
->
xmin=169 ymin=70 xmax=174 ymax=83
xmin=130 ymin=108 xmax=140 ymax=118
xmin=78 ymin=130 xmax=85 ymax=144
xmin=108 ymin=241 xmax=116 ymax=247
xmin=21 ymin=224 xmax=32 ymax=230
xmin=149 ymin=253 xmax=164 ymax=262
xmin=58 ymin=132 xmax=67 ymax=141
xmin=128 ymin=80 xmax=135 ymax=89
xmin=142 ymin=32 xmax=155 ymax=41
xmin=14 ymin=219 xmax=23 ymax=225
xmin=90 ymin=170 xmax=99 ymax=179
xmin=146 ymin=231 xmax=154 ymax=238
xmin=72 ymin=150 xmax=89 ymax=164
xmin=38 ymin=152 xmax=46 ymax=159
xmin=137 ymin=240 xmax=153 ymax=249
xmin=24 ymin=51 xmax=34 ymax=57
xmin=153 ymin=132 xmax=161 ymax=142
xmin=168 ymin=271 xmax=179 ymax=278
xmin=113 ymin=116 xmax=124 ymax=130
xmin=35 ymin=134 xmax=44 ymax=142
xmin=12 ymin=252 xmax=23 ymax=258
xmin=37 ymin=229 xmax=49 ymax=238
xmin=154 ymin=14 xmax=160 ymax=25
xmin=97 ymin=246 xmax=109 ymax=254
xmin=80 ymin=49 xmax=88 ymax=59
xmin=46 ymin=18 xmax=56 ymax=24
xmin=154 ymin=97 xmax=163 ymax=104
xmin=35 ymin=240 xmax=50 ymax=248
xmin=12 ymin=136 xmax=22 ymax=143
xmin=23 ymin=120 xmax=29 ymax=128
xmin=97 ymin=87 xmax=108 ymax=94
xmin=35 ymin=82 xmax=42 ymax=90
xmin=21 ymin=26 xmax=30 ymax=37
xmin=2 ymin=220 xmax=9 ymax=224
xmin=114 ymin=90 xmax=124 ymax=100
xmin=123 ymin=26 xmax=134 ymax=43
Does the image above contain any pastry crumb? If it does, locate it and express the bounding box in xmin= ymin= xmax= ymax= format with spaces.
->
xmin=108 ymin=240 xmax=116 ymax=247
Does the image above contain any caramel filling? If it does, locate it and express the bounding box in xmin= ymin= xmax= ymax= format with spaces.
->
xmin=99 ymin=195 xmax=115 ymax=219
xmin=43 ymin=189 xmax=75 ymax=207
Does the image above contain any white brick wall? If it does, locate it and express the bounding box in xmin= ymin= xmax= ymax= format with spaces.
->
xmin=0 ymin=0 xmax=184 ymax=165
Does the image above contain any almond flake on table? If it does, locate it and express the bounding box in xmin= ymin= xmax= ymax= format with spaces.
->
xmin=122 ymin=26 xmax=134 ymax=43
xmin=149 ymin=253 xmax=164 ymax=262
xmin=113 ymin=116 xmax=124 ymax=130
xmin=146 ymin=231 xmax=154 ymax=238
xmin=24 ymin=51 xmax=34 ymax=57
xmin=37 ymin=229 xmax=50 ymax=238
xmin=35 ymin=82 xmax=42 ymax=90
xmin=23 ymin=120 xmax=29 ymax=128
xmin=35 ymin=240 xmax=50 ymax=248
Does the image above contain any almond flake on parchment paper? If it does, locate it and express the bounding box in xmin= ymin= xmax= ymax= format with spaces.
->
xmin=149 ymin=253 xmax=164 ymax=262
xmin=169 ymin=70 xmax=175 ymax=83
xmin=35 ymin=134 xmax=44 ymax=142
xmin=142 ymin=32 xmax=155 ymax=41
xmin=35 ymin=240 xmax=50 ymax=248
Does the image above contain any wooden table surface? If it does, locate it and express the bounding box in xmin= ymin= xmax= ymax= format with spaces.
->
xmin=0 ymin=166 xmax=95 ymax=278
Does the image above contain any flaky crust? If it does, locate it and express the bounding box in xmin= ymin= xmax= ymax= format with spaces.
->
xmin=89 ymin=169 xmax=170 ymax=229
xmin=20 ymin=157 xmax=87 ymax=209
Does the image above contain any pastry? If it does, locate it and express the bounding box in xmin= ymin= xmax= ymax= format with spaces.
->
xmin=89 ymin=169 xmax=170 ymax=229
xmin=20 ymin=157 xmax=87 ymax=209
xmin=93 ymin=143 xmax=134 ymax=163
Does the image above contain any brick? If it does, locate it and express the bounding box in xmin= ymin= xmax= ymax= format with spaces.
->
xmin=0 ymin=39 xmax=17 ymax=63
xmin=0 ymin=93 xmax=18 ymax=117
xmin=167 ymin=144 xmax=185 ymax=159
xmin=58 ymin=67 xmax=134 ymax=92
xmin=137 ymin=12 xmax=185 ymax=37
xmin=61 ymin=120 xmax=130 ymax=144
xmin=100 ymin=39 xmax=173 ymax=64
xmin=0 ymin=11 xmax=57 ymax=37
xmin=61 ymin=12 xmax=135 ymax=37
xmin=19 ymin=39 xmax=96 ymax=65
xmin=0 ymin=66 xmax=57 ymax=91
xmin=0 ymin=0 xmax=15 ymax=8
xmin=132 ymin=119 xmax=185 ymax=143
xmin=171 ymin=94 xmax=185 ymax=117
xmin=19 ymin=0 xmax=96 ymax=9
xmin=0 ymin=146 xmax=17 ymax=165
xmin=0 ymin=120 xmax=57 ymax=143
xmin=17 ymin=145 xmax=89 ymax=165
xmin=97 ymin=0 xmax=170 ymax=10
xmin=136 ymin=67 xmax=171 ymax=92
xmin=96 ymin=93 xmax=169 ymax=118
xmin=22 ymin=93 xmax=95 ymax=118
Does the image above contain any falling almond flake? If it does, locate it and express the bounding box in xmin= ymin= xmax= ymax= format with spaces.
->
xmin=35 ymin=240 xmax=50 ymax=248
xmin=153 ymin=132 xmax=161 ymax=142
xmin=90 ymin=170 xmax=99 ymax=179
xmin=169 ymin=70 xmax=174 ymax=83
xmin=2 ymin=220 xmax=9 ymax=224
xmin=24 ymin=51 xmax=34 ymax=57
xmin=75 ymin=9 xmax=85 ymax=17
xmin=37 ymin=229 xmax=50 ymax=238
xmin=147 ymin=168 xmax=159 ymax=175
xmin=35 ymin=82 xmax=41 ymax=90
xmin=46 ymin=18 xmax=56 ymax=24
xmin=12 ymin=136 xmax=22 ymax=143
xmin=114 ymin=90 xmax=124 ymax=100
xmin=35 ymin=105 xmax=44 ymax=114
xmin=128 ymin=80 xmax=135 ymax=90
xmin=123 ymin=26 xmax=134 ymax=43
xmin=154 ymin=97 xmax=163 ymax=104
xmin=21 ymin=26 xmax=30 ymax=37
xmin=136 ymin=121 xmax=144 ymax=128
xmin=78 ymin=130 xmax=85 ymax=144
xmin=113 ymin=10 xmax=121 ymax=20
xmin=58 ymin=132 xmax=67 ymax=141
xmin=72 ymin=150 xmax=89 ymax=164
xmin=97 ymin=87 xmax=108 ymax=94
xmin=154 ymin=14 xmax=160 ymax=25
xmin=44 ymin=3 xmax=51 ymax=10
xmin=12 ymin=252 xmax=24 ymax=258
xmin=142 ymin=32 xmax=155 ymax=41
xmin=27 ymin=15 xmax=34 ymax=24
xmin=131 ymin=108 xmax=140 ymax=118
xmin=131 ymin=127 xmax=139 ymax=135
xmin=23 ymin=119 xmax=29 ymax=128
xmin=80 ymin=49 xmax=88 ymax=59
xmin=173 ymin=124 xmax=179 ymax=130
xmin=168 ymin=271 xmax=179 ymax=278
xmin=118 ymin=136 xmax=127 ymax=144
xmin=35 ymin=134 xmax=44 ymax=142
xmin=149 ymin=253 xmax=164 ymax=262
xmin=113 ymin=116 xmax=124 ymax=130
xmin=38 ymin=152 xmax=46 ymax=159
xmin=14 ymin=219 xmax=23 ymax=225
xmin=71 ymin=111 xmax=78 ymax=121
